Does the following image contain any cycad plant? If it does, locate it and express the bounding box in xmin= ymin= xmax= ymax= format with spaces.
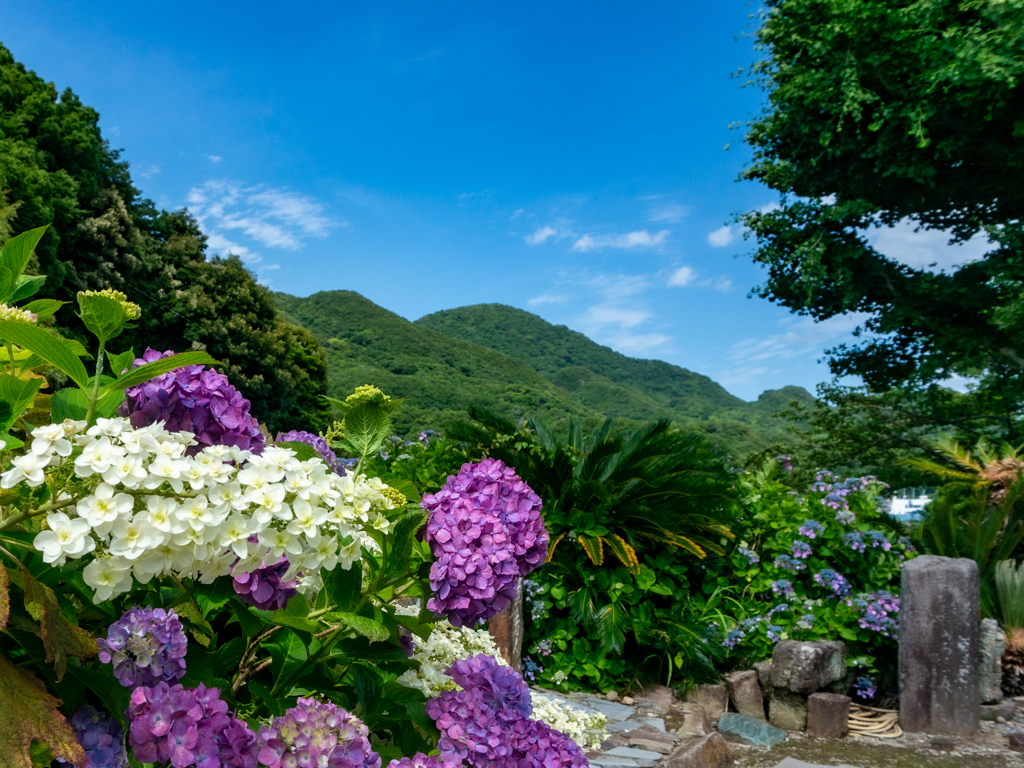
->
xmin=996 ymin=560 xmax=1024 ymax=695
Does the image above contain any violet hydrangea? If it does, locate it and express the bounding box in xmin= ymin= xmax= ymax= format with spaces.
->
xmin=791 ymin=540 xmax=812 ymax=559
xmin=276 ymin=430 xmax=344 ymax=475
xmin=232 ymin=555 xmax=299 ymax=611
xmin=96 ymin=606 xmax=188 ymax=688
xmin=256 ymin=697 xmax=380 ymax=768
xmin=386 ymin=755 xmax=447 ymax=768
xmin=797 ymin=520 xmax=822 ymax=538
xmin=128 ymin=682 xmax=258 ymax=768
xmin=119 ymin=348 xmax=265 ymax=454
xmin=814 ymin=568 xmax=853 ymax=597
xmin=422 ymin=458 xmax=548 ymax=626
xmin=57 ymin=706 xmax=128 ymax=768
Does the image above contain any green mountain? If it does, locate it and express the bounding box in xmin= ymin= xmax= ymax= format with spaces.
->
xmin=273 ymin=291 xmax=812 ymax=456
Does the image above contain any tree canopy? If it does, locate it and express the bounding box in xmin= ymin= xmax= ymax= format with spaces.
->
xmin=0 ymin=43 xmax=329 ymax=434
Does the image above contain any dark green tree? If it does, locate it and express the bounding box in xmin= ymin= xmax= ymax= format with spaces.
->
xmin=740 ymin=1 xmax=1024 ymax=410
xmin=0 ymin=42 xmax=329 ymax=433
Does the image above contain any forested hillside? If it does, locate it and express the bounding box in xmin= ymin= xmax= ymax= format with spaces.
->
xmin=275 ymin=291 xmax=812 ymax=456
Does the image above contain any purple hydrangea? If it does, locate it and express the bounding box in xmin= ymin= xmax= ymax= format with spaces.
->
xmin=811 ymin=471 xmax=887 ymax=512
xmin=96 ymin=606 xmax=188 ymax=688
xmin=737 ymin=546 xmax=759 ymax=564
xmin=847 ymin=590 xmax=900 ymax=637
xmin=844 ymin=531 xmax=866 ymax=552
xmin=835 ymin=510 xmax=856 ymax=524
xmin=766 ymin=624 xmax=785 ymax=642
xmin=899 ymin=535 xmax=916 ymax=552
xmin=864 ymin=530 xmax=892 ymax=551
xmin=427 ymin=655 xmax=585 ymax=768
xmin=57 ymin=706 xmax=127 ymax=768
xmin=798 ymin=520 xmax=823 ymax=539
xmin=387 ymin=755 xmax=447 ymax=768
xmin=853 ymin=675 xmax=877 ymax=700
xmin=233 ymin=555 xmax=299 ymax=611
xmin=771 ymin=579 xmax=795 ymax=597
xmin=722 ymin=628 xmax=745 ymax=649
xmin=119 ymin=348 xmax=265 ymax=455
xmin=256 ymin=697 xmax=380 ymax=768
xmin=791 ymin=540 xmax=812 ymax=559
xmin=419 ymin=430 xmax=439 ymax=445
xmin=814 ymin=569 xmax=853 ymax=598
xmin=422 ymin=459 xmax=548 ymax=626
xmin=775 ymin=455 xmax=793 ymax=470
xmin=773 ymin=554 xmax=806 ymax=573
xmin=275 ymin=429 xmax=344 ymax=475
xmin=128 ymin=682 xmax=258 ymax=768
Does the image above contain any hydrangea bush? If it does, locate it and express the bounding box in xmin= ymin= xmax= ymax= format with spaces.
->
xmin=0 ymin=230 xmax=589 ymax=768
xmin=721 ymin=459 xmax=914 ymax=698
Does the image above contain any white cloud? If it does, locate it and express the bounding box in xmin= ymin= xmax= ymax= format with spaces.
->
xmin=866 ymin=218 xmax=993 ymax=272
xmin=208 ymin=155 xmax=223 ymax=164
xmin=587 ymin=273 xmax=652 ymax=300
xmin=714 ymin=277 xmax=734 ymax=292
xmin=668 ymin=266 xmax=697 ymax=287
xmin=707 ymin=225 xmax=737 ymax=247
xmin=205 ymin=232 xmax=260 ymax=264
xmin=526 ymin=226 xmax=557 ymax=245
xmin=510 ymin=209 xmax=525 ymax=220
xmin=581 ymin=304 xmax=651 ymax=329
xmin=186 ymin=180 xmax=339 ymax=259
xmin=138 ymin=164 xmax=160 ymax=179
xmin=648 ymin=204 xmax=689 ymax=223
xmin=573 ymin=229 xmax=669 ymax=252
xmin=528 ymin=293 xmax=569 ymax=307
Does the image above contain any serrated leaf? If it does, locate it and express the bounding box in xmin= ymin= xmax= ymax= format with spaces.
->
xmin=323 ymin=562 xmax=362 ymax=611
xmin=9 ymin=274 xmax=47 ymax=304
xmin=271 ymin=615 xmax=322 ymax=634
xmin=22 ymin=568 xmax=97 ymax=681
xmin=77 ymin=293 xmax=130 ymax=343
xmin=275 ymin=440 xmax=321 ymax=463
xmin=230 ymin=600 xmax=267 ymax=638
xmin=0 ymin=323 xmax=89 ymax=388
xmin=0 ymin=652 xmax=85 ymax=768
xmin=105 ymin=351 xmax=218 ymax=392
xmin=106 ymin=348 xmax=135 ymax=379
xmin=384 ymin=478 xmax=421 ymax=504
xmin=0 ymin=432 xmax=24 ymax=451
xmin=49 ymin=388 xmax=88 ymax=422
xmin=0 ymin=374 xmax=42 ymax=432
xmin=0 ymin=266 xmax=13 ymax=305
xmin=19 ymin=299 xmax=65 ymax=321
xmin=383 ymin=511 xmax=426 ymax=580
xmin=343 ymin=402 xmax=391 ymax=459
xmin=266 ymin=629 xmax=309 ymax=686
xmin=193 ymin=577 xmax=235 ymax=617
xmin=0 ymin=227 xmax=48 ymax=281
xmin=322 ymin=611 xmax=390 ymax=642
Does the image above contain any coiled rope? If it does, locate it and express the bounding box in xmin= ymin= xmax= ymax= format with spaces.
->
xmin=848 ymin=704 xmax=902 ymax=738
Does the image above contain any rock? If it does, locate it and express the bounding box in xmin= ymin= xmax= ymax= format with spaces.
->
xmin=980 ymin=698 xmax=1017 ymax=721
xmin=717 ymin=712 xmax=787 ymax=747
xmin=997 ymin=716 xmax=1007 ymax=724
xmin=606 ymin=690 xmax=620 ymax=701
xmin=636 ymin=684 xmax=674 ymax=710
xmin=725 ymin=670 xmax=765 ymax=720
xmin=682 ymin=684 xmax=728 ymax=719
xmin=623 ymin=696 xmax=635 ymax=705
xmin=664 ymin=732 xmax=734 ymax=768
xmin=608 ymin=721 xmax=642 ymax=733
xmin=899 ymin=555 xmax=981 ymax=736
xmin=1009 ymin=732 xmax=1024 ymax=752
xmin=676 ymin=706 xmax=713 ymax=739
xmin=629 ymin=730 xmax=677 ymax=754
xmin=771 ymin=641 xmax=846 ymax=695
xmin=769 ymin=690 xmax=808 ymax=732
xmin=637 ymin=717 xmax=665 ymax=732
xmin=772 ymin=760 xmax=860 ymax=768
xmin=754 ymin=660 xmax=774 ymax=701
xmin=979 ymin=618 xmax=1006 ymax=704
xmin=930 ymin=736 xmax=957 ymax=751
xmin=585 ymin=700 xmax=638 ymax=721
xmin=806 ymin=693 xmax=850 ymax=738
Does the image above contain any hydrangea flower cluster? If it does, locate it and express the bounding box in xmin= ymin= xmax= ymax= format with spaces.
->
xmin=119 ymin=348 xmax=265 ymax=454
xmin=96 ymin=606 xmax=188 ymax=687
xmin=775 ymin=455 xmax=793 ymax=470
xmin=791 ymin=541 xmax=812 ymax=559
xmin=232 ymin=554 xmax=299 ymax=610
xmin=427 ymin=654 xmax=586 ymax=768
xmin=737 ymin=546 xmax=759 ymax=564
xmin=814 ymin=569 xmax=852 ymax=597
xmin=771 ymin=579 xmax=795 ymax=597
xmin=835 ymin=510 xmax=857 ymax=525
xmin=766 ymin=624 xmax=785 ymax=642
xmin=722 ymin=628 xmax=745 ymax=649
xmin=844 ymin=531 xmax=866 ymax=552
xmin=853 ymin=675 xmax=877 ymax=700
xmin=276 ymin=430 xmax=344 ymax=475
xmin=797 ymin=520 xmax=822 ymax=538
xmin=811 ymin=471 xmax=887 ymax=512
xmin=57 ymin=706 xmax=127 ymax=768
xmin=128 ymin=682 xmax=258 ymax=768
xmin=6 ymin=417 xmax=400 ymax=601
xmin=847 ymin=591 xmax=900 ymax=637
xmin=522 ymin=655 xmax=543 ymax=681
xmin=386 ymin=755 xmax=446 ymax=768
xmin=0 ymin=303 xmax=38 ymax=323
xmin=529 ymin=695 xmax=605 ymax=751
xmin=256 ymin=697 xmax=380 ymax=768
xmin=419 ymin=430 xmax=439 ymax=445
xmin=422 ymin=458 xmax=548 ymax=627
xmin=773 ymin=554 xmax=806 ymax=573
xmin=864 ymin=530 xmax=891 ymax=551
xmin=80 ymin=288 xmax=141 ymax=320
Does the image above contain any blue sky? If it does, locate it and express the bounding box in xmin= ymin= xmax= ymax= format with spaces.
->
xmin=0 ymin=2 xmax=986 ymax=399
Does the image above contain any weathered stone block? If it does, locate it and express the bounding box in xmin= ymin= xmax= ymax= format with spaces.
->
xmin=980 ymin=618 xmax=1006 ymax=704
xmin=676 ymin=706 xmax=713 ymax=740
xmin=725 ymin=670 xmax=765 ymax=720
xmin=806 ymin=692 xmax=850 ymax=738
xmin=899 ymin=555 xmax=980 ymax=735
xmin=769 ymin=690 xmax=808 ymax=732
xmin=487 ymin=579 xmax=523 ymax=671
xmin=682 ymin=684 xmax=728 ymax=719
xmin=754 ymin=659 xmax=774 ymax=701
xmin=717 ymin=712 xmax=787 ymax=747
xmin=1009 ymin=732 xmax=1024 ymax=752
xmin=771 ymin=640 xmax=846 ymax=694
xmin=665 ymin=732 xmax=734 ymax=768
xmin=980 ymin=697 xmax=1016 ymax=721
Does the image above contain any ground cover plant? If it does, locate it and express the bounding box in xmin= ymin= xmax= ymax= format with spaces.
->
xmin=0 ymin=227 xmax=597 ymax=768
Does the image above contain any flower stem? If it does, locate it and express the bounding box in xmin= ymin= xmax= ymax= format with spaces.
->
xmin=84 ymin=338 xmax=106 ymax=427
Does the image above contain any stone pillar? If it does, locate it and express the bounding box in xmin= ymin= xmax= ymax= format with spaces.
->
xmin=488 ymin=578 xmax=523 ymax=671
xmin=899 ymin=555 xmax=980 ymax=735
xmin=979 ymin=618 xmax=1006 ymax=704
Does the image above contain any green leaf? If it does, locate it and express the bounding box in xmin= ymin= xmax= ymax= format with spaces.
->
xmin=595 ymin=602 xmax=630 ymax=654
xmin=49 ymin=388 xmax=88 ymax=422
xmin=323 ymin=563 xmax=362 ymax=611
xmin=384 ymin=478 xmax=421 ymax=504
xmin=19 ymin=299 xmax=65 ymax=321
xmin=22 ymin=567 xmax=97 ymax=681
xmin=0 ymin=375 xmax=42 ymax=432
xmin=63 ymin=664 xmax=132 ymax=729
xmin=0 ymin=267 xmax=13 ymax=305
xmin=275 ymin=440 xmax=321 ymax=462
xmin=230 ymin=600 xmax=266 ymax=638
xmin=0 ymin=226 xmax=48 ymax=282
xmin=266 ymin=629 xmax=309 ymax=687
xmin=343 ymin=402 xmax=391 ymax=458
xmin=105 ymin=348 xmax=135 ymax=379
xmin=248 ymin=681 xmax=288 ymax=717
xmin=180 ymin=643 xmax=230 ymax=690
xmin=211 ymin=637 xmax=247 ymax=678
xmin=271 ymin=615 xmax=322 ymax=635
xmin=105 ymin=351 xmax=218 ymax=392
xmin=321 ymin=611 xmax=390 ymax=642
xmin=77 ymin=293 xmax=130 ymax=343
xmin=383 ymin=511 xmax=426 ymax=580
xmin=193 ymin=578 xmax=235 ymax=617
xmin=0 ymin=323 xmax=89 ymax=388
xmin=9 ymin=275 xmax=47 ymax=304
xmin=0 ymin=432 xmax=23 ymax=451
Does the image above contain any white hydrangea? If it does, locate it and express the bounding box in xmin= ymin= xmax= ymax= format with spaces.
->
xmin=394 ymin=607 xmax=608 ymax=749
xmin=3 ymin=417 xmax=398 ymax=601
